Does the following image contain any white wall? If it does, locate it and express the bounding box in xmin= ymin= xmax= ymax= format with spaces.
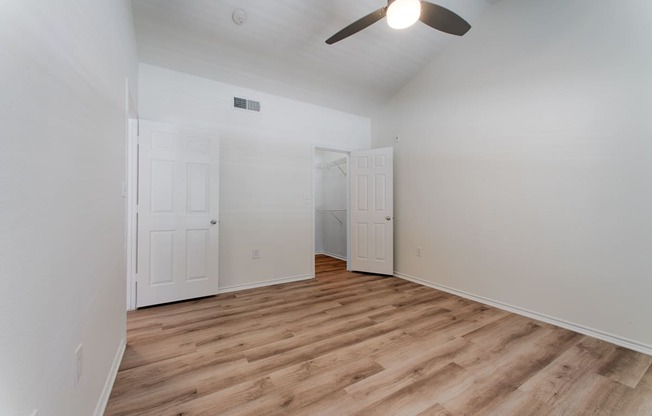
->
xmin=0 ymin=1 xmax=137 ymax=416
xmin=372 ymin=0 xmax=652 ymax=350
xmin=139 ymin=64 xmax=370 ymax=290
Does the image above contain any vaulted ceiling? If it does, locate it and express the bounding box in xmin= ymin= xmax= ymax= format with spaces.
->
xmin=132 ymin=0 xmax=500 ymax=116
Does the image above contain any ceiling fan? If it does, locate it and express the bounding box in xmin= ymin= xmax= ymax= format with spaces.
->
xmin=325 ymin=0 xmax=471 ymax=45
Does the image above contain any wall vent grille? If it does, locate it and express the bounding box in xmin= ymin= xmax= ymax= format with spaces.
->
xmin=233 ymin=97 xmax=247 ymax=109
xmin=247 ymin=100 xmax=261 ymax=112
xmin=234 ymin=97 xmax=261 ymax=112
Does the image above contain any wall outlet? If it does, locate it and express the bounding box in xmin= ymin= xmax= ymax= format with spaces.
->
xmin=252 ymin=248 xmax=260 ymax=259
xmin=29 ymin=410 xmax=39 ymax=416
xmin=416 ymin=247 xmax=422 ymax=257
xmin=74 ymin=344 xmax=83 ymax=386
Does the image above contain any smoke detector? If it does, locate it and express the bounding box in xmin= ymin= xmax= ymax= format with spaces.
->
xmin=232 ymin=9 xmax=247 ymax=25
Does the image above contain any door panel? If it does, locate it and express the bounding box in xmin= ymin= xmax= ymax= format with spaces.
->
xmin=150 ymin=160 xmax=175 ymax=212
xmin=187 ymin=163 xmax=210 ymax=213
xmin=186 ymin=229 xmax=209 ymax=281
xmin=149 ymin=231 xmax=174 ymax=285
xmin=350 ymin=147 xmax=394 ymax=275
xmin=137 ymin=120 xmax=219 ymax=307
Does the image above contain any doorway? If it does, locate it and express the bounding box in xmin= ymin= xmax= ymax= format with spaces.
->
xmin=314 ymin=148 xmax=350 ymax=273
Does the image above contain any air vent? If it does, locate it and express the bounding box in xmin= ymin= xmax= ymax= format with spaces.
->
xmin=247 ymin=100 xmax=261 ymax=112
xmin=234 ymin=97 xmax=247 ymax=109
xmin=233 ymin=97 xmax=261 ymax=113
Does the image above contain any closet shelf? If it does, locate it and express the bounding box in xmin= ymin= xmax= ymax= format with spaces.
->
xmin=323 ymin=158 xmax=347 ymax=176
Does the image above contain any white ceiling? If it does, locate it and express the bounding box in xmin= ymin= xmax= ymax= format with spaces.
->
xmin=132 ymin=0 xmax=500 ymax=116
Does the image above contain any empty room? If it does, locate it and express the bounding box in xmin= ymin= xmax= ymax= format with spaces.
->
xmin=2 ymin=0 xmax=651 ymax=415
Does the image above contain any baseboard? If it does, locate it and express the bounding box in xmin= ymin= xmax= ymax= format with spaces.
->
xmin=317 ymin=251 xmax=347 ymax=261
xmin=394 ymin=271 xmax=652 ymax=356
xmin=219 ymin=274 xmax=314 ymax=294
xmin=94 ymin=337 xmax=126 ymax=416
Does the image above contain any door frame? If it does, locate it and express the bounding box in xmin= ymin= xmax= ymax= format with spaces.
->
xmin=126 ymin=118 xmax=139 ymax=311
xmin=125 ymin=76 xmax=138 ymax=311
xmin=312 ymin=145 xmax=352 ymax=275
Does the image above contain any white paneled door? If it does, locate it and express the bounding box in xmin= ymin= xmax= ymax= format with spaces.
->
xmin=136 ymin=121 xmax=219 ymax=307
xmin=350 ymin=147 xmax=394 ymax=275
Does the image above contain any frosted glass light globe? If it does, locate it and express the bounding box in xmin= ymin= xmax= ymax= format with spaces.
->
xmin=386 ymin=0 xmax=421 ymax=30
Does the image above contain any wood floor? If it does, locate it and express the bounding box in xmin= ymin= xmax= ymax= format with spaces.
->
xmin=106 ymin=255 xmax=652 ymax=415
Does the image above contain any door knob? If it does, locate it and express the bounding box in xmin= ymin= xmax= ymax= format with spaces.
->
xmin=386 ymin=216 xmax=391 ymax=221
xmin=211 ymin=219 xmax=217 ymax=225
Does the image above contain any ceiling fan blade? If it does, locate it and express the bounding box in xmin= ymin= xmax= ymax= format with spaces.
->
xmin=419 ymin=2 xmax=471 ymax=36
xmin=326 ymin=7 xmax=387 ymax=45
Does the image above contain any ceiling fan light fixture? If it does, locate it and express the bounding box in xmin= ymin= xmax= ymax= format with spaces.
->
xmin=325 ymin=0 xmax=470 ymax=45
xmin=386 ymin=0 xmax=421 ymax=30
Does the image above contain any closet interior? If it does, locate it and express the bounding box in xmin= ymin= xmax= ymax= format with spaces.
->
xmin=314 ymin=149 xmax=348 ymax=261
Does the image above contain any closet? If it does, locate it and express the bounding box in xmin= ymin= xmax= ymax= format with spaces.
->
xmin=314 ymin=150 xmax=348 ymax=260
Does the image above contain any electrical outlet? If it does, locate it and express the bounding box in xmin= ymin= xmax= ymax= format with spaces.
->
xmin=252 ymin=248 xmax=260 ymax=259
xmin=416 ymin=247 xmax=422 ymax=257
xmin=75 ymin=344 xmax=83 ymax=386
xmin=29 ymin=410 xmax=39 ymax=416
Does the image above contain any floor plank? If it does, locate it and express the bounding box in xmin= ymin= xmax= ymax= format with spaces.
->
xmin=105 ymin=254 xmax=652 ymax=415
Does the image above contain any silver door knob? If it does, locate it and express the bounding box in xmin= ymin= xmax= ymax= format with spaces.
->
xmin=211 ymin=219 xmax=217 ymax=225
xmin=386 ymin=216 xmax=391 ymax=221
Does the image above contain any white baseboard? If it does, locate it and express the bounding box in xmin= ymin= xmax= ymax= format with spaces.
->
xmin=394 ymin=271 xmax=652 ymax=356
xmin=94 ymin=337 xmax=126 ymax=416
xmin=219 ymin=274 xmax=313 ymax=294
xmin=316 ymin=251 xmax=347 ymax=261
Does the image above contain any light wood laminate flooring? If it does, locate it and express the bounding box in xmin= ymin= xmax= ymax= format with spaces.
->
xmin=105 ymin=255 xmax=652 ymax=415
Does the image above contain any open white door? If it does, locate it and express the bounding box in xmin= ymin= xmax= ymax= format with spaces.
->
xmin=136 ymin=120 xmax=219 ymax=307
xmin=350 ymin=147 xmax=394 ymax=275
